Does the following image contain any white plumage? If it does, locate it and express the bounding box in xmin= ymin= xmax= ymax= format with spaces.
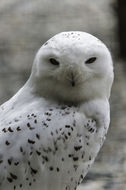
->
xmin=0 ymin=31 xmax=114 ymax=190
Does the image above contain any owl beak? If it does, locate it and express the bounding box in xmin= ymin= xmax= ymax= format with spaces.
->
xmin=71 ymin=80 xmax=75 ymax=87
xmin=70 ymin=72 xmax=76 ymax=87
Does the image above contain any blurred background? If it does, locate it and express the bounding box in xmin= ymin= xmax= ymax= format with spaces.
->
xmin=0 ymin=0 xmax=126 ymax=189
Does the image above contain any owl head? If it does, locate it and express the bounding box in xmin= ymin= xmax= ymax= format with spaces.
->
xmin=29 ymin=31 xmax=114 ymax=103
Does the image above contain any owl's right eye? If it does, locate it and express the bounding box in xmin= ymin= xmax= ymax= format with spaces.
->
xmin=85 ymin=57 xmax=97 ymax=64
xmin=49 ymin=58 xmax=60 ymax=66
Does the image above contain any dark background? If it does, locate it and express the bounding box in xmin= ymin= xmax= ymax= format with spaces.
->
xmin=0 ymin=0 xmax=126 ymax=189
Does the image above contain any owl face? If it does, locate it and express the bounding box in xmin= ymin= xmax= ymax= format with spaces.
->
xmin=31 ymin=32 xmax=114 ymax=103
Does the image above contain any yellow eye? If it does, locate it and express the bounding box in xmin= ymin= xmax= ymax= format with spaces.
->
xmin=85 ymin=57 xmax=97 ymax=64
xmin=49 ymin=58 xmax=60 ymax=66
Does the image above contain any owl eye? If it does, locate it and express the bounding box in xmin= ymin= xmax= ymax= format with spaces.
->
xmin=85 ymin=57 xmax=97 ymax=64
xmin=49 ymin=58 xmax=60 ymax=66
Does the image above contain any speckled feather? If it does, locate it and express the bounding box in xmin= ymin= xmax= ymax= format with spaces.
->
xmin=0 ymin=31 xmax=114 ymax=190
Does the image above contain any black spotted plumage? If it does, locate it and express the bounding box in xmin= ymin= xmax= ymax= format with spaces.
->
xmin=0 ymin=101 xmax=104 ymax=190
xmin=0 ymin=31 xmax=113 ymax=190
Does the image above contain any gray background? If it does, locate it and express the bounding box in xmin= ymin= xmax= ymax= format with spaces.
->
xmin=0 ymin=0 xmax=126 ymax=189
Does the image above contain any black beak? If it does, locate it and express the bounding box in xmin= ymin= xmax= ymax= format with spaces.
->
xmin=71 ymin=80 xmax=75 ymax=87
xmin=71 ymin=72 xmax=76 ymax=87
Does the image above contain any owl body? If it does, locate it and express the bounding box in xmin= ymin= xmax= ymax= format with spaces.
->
xmin=0 ymin=88 xmax=109 ymax=190
xmin=0 ymin=31 xmax=114 ymax=190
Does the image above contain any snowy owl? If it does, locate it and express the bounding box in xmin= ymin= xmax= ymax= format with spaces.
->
xmin=0 ymin=31 xmax=114 ymax=190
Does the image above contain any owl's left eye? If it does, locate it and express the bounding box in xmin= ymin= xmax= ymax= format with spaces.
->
xmin=49 ymin=58 xmax=60 ymax=66
xmin=85 ymin=57 xmax=97 ymax=64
